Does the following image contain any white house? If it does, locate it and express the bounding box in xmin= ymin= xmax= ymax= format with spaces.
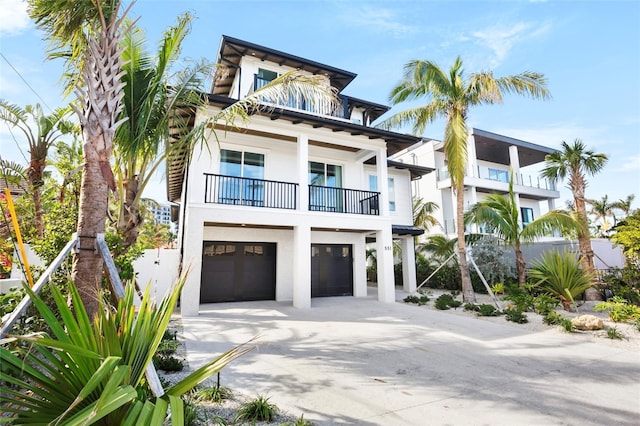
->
xmin=392 ymin=128 xmax=560 ymax=238
xmin=167 ymin=36 xmax=432 ymax=316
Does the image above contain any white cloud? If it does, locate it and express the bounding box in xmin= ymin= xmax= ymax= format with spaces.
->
xmin=470 ymin=21 xmax=552 ymax=67
xmin=342 ymin=6 xmax=419 ymax=37
xmin=621 ymin=155 xmax=640 ymax=171
xmin=0 ymin=0 xmax=30 ymax=36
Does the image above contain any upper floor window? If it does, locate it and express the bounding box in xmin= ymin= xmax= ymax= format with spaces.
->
xmin=309 ymin=162 xmax=342 ymax=211
xmin=369 ymin=175 xmax=396 ymax=212
xmin=256 ymin=68 xmax=278 ymax=90
xmin=219 ymin=149 xmax=265 ymax=206
xmin=521 ymin=207 xmax=534 ymax=226
xmin=488 ymin=168 xmax=509 ymax=183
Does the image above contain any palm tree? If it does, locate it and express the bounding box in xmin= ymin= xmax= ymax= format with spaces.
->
xmin=0 ymin=101 xmax=72 ymax=238
xmin=113 ymin=13 xmax=338 ymax=256
xmin=612 ymin=194 xmax=635 ymax=222
xmin=379 ymin=57 xmax=550 ymax=302
xmin=418 ymin=234 xmax=458 ymax=265
xmin=586 ymin=195 xmax=615 ymax=237
xmin=28 ymin=0 xmax=132 ymax=315
xmin=413 ymin=197 xmax=440 ymax=233
xmin=541 ymin=139 xmax=608 ymax=300
xmin=465 ymin=178 xmax=579 ymax=286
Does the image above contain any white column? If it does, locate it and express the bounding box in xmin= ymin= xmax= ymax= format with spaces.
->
xmin=353 ymin=237 xmax=368 ymax=297
xmin=293 ymin=224 xmax=311 ymax=308
xmin=376 ymin=147 xmax=389 ymax=216
xmin=547 ymin=198 xmax=556 ymax=211
xmin=401 ymin=236 xmax=417 ymax=293
xmin=509 ymin=144 xmax=521 ymax=186
xmin=297 ymin=134 xmax=309 ymax=212
xmin=376 ymin=226 xmax=395 ymax=303
xmin=180 ymin=211 xmax=204 ymax=317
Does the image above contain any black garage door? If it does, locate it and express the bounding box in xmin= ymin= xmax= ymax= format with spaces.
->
xmin=311 ymin=244 xmax=353 ymax=297
xmin=201 ymin=241 xmax=276 ymax=303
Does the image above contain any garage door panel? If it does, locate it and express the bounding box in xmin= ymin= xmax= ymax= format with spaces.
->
xmin=201 ymin=241 xmax=276 ymax=303
xmin=311 ymin=244 xmax=353 ymax=298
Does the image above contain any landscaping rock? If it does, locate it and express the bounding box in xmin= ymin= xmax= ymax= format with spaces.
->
xmin=571 ymin=315 xmax=604 ymax=330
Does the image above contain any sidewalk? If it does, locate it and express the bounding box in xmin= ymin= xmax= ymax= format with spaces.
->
xmin=180 ymin=289 xmax=640 ymax=425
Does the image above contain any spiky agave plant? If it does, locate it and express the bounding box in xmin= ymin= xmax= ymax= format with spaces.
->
xmin=0 ymin=274 xmax=254 ymax=424
xmin=528 ymin=251 xmax=594 ymax=311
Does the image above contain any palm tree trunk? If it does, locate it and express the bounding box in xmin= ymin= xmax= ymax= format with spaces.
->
xmin=72 ymin=139 xmax=109 ymax=317
xmin=115 ymin=176 xmax=143 ymax=257
xmin=28 ymin=158 xmax=46 ymax=238
xmin=515 ymin=244 xmax=527 ymax=286
xmin=70 ymin=9 xmax=126 ymax=317
xmin=456 ymin=185 xmax=475 ymax=303
xmin=575 ymin=194 xmax=601 ymax=301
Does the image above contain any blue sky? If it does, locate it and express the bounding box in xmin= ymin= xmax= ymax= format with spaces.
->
xmin=1 ymin=0 xmax=639 ymax=210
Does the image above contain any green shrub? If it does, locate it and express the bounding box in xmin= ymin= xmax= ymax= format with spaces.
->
xmin=464 ymin=303 xmax=479 ymax=312
xmin=403 ymin=294 xmax=430 ymax=305
xmin=156 ymin=338 xmax=179 ymax=355
xmin=192 ymin=385 xmax=233 ymax=403
xmin=599 ymin=267 xmax=640 ymax=305
xmin=235 ymin=395 xmax=279 ymax=423
xmin=532 ymin=294 xmax=560 ymax=315
xmin=153 ymin=354 xmax=184 ymax=372
xmin=477 ymin=304 xmax=501 ymax=317
xmin=504 ymin=308 xmax=528 ymax=324
xmin=595 ymin=296 xmax=640 ymax=323
xmin=434 ymin=293 xmax=456 ymax=310
xmin=543 ymin=311 xmax=562 ymax=326
xmin=529 ymin=251 xmax=594 ymax=311
xmin=607 ymin=327 xmax=624 ymax=340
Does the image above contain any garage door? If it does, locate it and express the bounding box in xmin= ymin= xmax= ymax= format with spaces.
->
xmin=200 ymin=241 xmax=276 ymax=303
xmin=311 ymin=244 xmax=353 ymax=297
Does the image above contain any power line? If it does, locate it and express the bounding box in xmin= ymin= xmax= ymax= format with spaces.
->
xmin=0 ymin=51 xmax=54 ymax=113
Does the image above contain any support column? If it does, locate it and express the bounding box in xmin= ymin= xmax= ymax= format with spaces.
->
xmin=376 ymin=226 xmax=395 ymax=303
xmin=297 ymin=134 xmax=309 ymax=212
xmin=401 ymin=236 xmax=417 ymax=293
xmin=353 ymin=237 xmax=368 ymax=297
xmin=376 ymin=147 xmax=389 ymax=216
xmin=293 ymin=224 xmax=311 ymax=308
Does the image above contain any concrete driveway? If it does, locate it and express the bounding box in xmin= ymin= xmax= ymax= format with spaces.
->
xmin=181 ymin=289 xmax=640 ymax=425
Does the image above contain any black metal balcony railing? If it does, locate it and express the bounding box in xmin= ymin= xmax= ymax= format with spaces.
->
xmin=204 ymin=174 xmax=380 ymax=215
xmin=204 ymin=174 xmax=297 ymax=209
xmin=254 ymin=75 xmax=348 ymax=119
xmin=309 ymin=185 xmax=379 ymax=215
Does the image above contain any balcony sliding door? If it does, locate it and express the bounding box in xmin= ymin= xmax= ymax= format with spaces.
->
xmin=219 ymin=149 xmax=265 ymax=206
xmin=309 ymin=161 xmax=342 ymax=212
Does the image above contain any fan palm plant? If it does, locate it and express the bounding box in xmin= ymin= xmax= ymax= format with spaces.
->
xmin=528 ymin=250 xmax=594 ymax=311
xmin=0 ymin=101 xmax=73 ymax=237
xmin=379 ymin=57 xmax=550 ymax=302
xmin=465 ymin=178 xmax=579 ymax=286
xmin=0 ymin=273 xmax=253 ymax=424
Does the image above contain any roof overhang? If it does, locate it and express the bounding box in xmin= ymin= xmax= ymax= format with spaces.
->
xmin=387 ymin=160 xmax=434 ymax=180
xmin=212 ymin=35 xmax=357 ymax=96
xmin=470 ymin=128 xmax=556 ymax=167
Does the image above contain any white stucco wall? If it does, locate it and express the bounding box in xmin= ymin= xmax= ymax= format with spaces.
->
xmin=133 ymin=248 xmax=180 ymax=302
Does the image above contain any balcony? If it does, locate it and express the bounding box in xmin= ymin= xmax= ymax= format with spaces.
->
xmin=253 ymin=75 xmax=349 ymax=119
xmin=204 ymin=174 xmax=380 ymax=215
xmin=436 ymin=165 xmax=556 ymax=191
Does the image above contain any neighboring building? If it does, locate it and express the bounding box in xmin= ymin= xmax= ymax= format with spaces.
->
xmin=149 ymin=203 xmax=172 ymax=226
xmin=167 ymin=36 xmax=432 ymax=315
xmin=392 ymin=128 xmax=560 ymax=238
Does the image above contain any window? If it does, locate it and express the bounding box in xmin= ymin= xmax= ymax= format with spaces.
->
xmin=219 ymin=149 xmax=265 ymax=206
xmin=521 ymin=207 xmax=534 ymax=226
xmin=309 ymin=162 xmax=342 ymax=211
xmin=369 ymin=175 xmax=396 ymax=212
xmin=488 ymin=168 xmax=509 ymax=182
